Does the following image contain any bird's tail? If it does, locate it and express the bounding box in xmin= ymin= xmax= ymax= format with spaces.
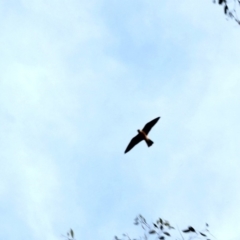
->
xmin=146 ymin=139 xmax=154 ymax=147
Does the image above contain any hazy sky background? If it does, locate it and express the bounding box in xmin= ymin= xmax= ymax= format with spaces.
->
xmin=1 ymin=0 xmax=240 ymax=240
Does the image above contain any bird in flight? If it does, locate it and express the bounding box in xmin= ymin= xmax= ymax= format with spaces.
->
xmin=124 ymin=117 xmax=160 ymax=154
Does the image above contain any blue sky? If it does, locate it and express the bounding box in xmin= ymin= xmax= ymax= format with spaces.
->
xmin=1 ymin=0 xmax=240 ymax=240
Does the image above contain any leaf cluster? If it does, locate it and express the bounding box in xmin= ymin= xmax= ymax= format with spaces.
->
xmin=213 ymin=0 xmax=240 ymax=24
xmin=114 ymin=215 xmax=215 ymax=240
xmin=62 ymin=229 xmax=75 ymax=240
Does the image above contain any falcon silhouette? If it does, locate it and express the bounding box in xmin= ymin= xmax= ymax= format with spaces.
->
xmin=124 ymin=117 xmax=160 ymax=154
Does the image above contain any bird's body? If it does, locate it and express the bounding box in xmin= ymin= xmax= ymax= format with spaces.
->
xmin=138 ymin=129 xmax=147 ymax=138
xmin=124 ymin=117 xmax=160 ymax=154
xmin=137 ymin=129 xmax=150 ymax=143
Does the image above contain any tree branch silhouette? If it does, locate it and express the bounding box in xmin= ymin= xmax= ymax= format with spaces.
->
xmin=115 ymin=215 xmax=215 ymax=240
xmin=214 ymin=0 xmax=240 ymax=25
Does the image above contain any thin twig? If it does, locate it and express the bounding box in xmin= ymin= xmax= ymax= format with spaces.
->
xmin=177 ymin=225 xmax=184 ymax=240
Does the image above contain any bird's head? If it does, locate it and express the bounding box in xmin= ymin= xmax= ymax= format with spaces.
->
xmin=137 ymin=129 xmax=141 ymax=133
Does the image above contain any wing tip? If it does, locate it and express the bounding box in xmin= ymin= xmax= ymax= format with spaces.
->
xmin=155 ymin=116 xmax=161 ymax=122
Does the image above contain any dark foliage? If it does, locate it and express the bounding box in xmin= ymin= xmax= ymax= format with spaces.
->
xmin=62 ymin=229 xmax=75 ymax=240
xmin=214 ymin=0 xmax=240 ymax=24
xmin=115 ymin=215 xmax=216 ymax=240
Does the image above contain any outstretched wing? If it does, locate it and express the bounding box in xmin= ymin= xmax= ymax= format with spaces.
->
xmin=124 ymin=133 xmax=144 ymax=153
xmin=142 ymin=117 xmax=160 ymax=135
